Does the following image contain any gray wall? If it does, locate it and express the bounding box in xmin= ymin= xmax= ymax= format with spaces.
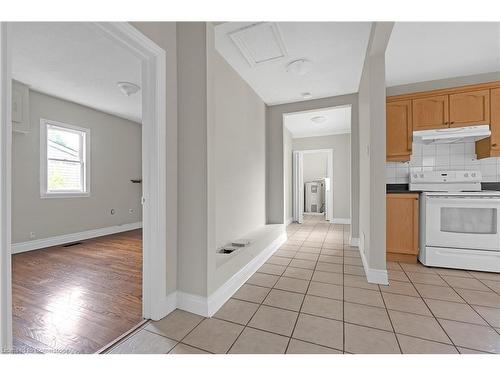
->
xmin=266 ymin=94 xmax=359 ymax=238
xmin=386 ymin=71 xmax=500 ymax=97
xmin=358 ymin=22 xmax=393 ymax=271
xmin=12 ymin=91 xmax=142 ymax=243
xmin=302 ymin=152 xmax=328 ymax=182
xmin=176 ymin=22 xmax=209 ymax=296
xmin=292 ymin=134 xmax=351 ymax=220
xmin=131 ymin=22 xmax=179 ymax=295
xmin=213 ymin=49 xmax=266 ymax=249
xmin=283 ymin=127 xmax=293 ymax=222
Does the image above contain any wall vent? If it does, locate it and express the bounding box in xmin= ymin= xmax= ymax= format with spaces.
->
xmin=229 ymin=22 xmax=288 ymax=67
xmin=62 ymin=242 xmax=83 ymax=248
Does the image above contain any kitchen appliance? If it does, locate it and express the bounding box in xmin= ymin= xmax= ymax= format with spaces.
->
xmin=412 ymin=125 xmax=491 ymax=145
xmin=305 ymin=181 xmax=324 ymax=213
xmin=411 ymin=170 xmax=500 ymax=272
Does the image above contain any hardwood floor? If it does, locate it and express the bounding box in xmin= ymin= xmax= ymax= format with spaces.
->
xmin=12 ymin=229 xmax=143 ymax=354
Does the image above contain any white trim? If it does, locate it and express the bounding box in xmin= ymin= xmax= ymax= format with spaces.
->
xmin=0 ymin=22 xmax=13 ymax=352
xmin=331 ymin=217 xmax=351 ymax=224
xmin=357 ymin=243 xmax=388 ymax=285
xmin=11 ymin=222 xmax=142 ymax=254
xmin=285 ymin=217 xmax=293 ymax=225
xmin=151 ymin=291 xmax=178 ymax=321
xmin=39 ymin=118 xmax=91 ymax=199
xmin=176 ymin=231 xmax=287 ymax=318
xmin=93 ymin=22 xmax=168 ymax=321
xmin=350 ymin=237 xmax=360 ymax=247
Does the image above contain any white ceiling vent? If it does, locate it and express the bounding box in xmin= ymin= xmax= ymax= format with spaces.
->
xmin=229 ymin=22 xmax=287 ymax=67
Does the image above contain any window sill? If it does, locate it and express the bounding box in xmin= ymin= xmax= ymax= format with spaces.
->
xmin=41 ymin=192 xmax=91 ymax=199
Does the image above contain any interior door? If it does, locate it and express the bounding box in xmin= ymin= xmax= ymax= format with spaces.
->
xmin=292 ymin=151 xmax=303 ymax=224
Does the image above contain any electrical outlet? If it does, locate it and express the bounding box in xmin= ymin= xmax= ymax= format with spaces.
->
xmin=129 ymin=208 xmax=134 ymax=214
xmin=29 ymin=232 xmax=35 ymax=239
xmin=110 ymin=209 xmax=116 ymax=215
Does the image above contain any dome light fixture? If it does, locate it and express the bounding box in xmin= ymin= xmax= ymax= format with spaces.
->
xmin=286 ymin=59 xmax=312 ymax=76
xmin=117 ymin=81 xmax=141 ymax=96
xmin=311 ymin=115 xmax=327 ymax=124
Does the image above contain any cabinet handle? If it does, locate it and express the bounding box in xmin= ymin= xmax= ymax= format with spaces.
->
xmin=450 ymin=121 xmax=455 ymax=124
xmin=492 ymin=143 xmax=498 ymax=147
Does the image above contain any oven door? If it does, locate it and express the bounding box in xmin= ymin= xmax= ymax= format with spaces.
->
xmin=425 ymin=195 xmax=500 ymax=251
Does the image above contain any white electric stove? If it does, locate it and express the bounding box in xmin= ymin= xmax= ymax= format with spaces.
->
xmin=410 ymin=171 xmax=500 ymax=273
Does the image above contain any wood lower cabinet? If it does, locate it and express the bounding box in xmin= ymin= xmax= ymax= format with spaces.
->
xmin=387 ymin=100 xmax=412 ymax=161
xmin=386 ymin=193 xmax=419 ymax=263
xmin=476 ymin=87 xmax=500 ymax=159
xmin=412 ymin=95 xmax=449 ymax=130
xmin=449 ymin=89 xmax=490 ymax=127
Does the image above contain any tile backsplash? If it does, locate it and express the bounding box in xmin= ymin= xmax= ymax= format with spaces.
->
xmin=386 ymin=140 xmax=500 ymax=183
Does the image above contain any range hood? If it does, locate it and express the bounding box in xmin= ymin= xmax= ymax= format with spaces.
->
xmin=413 ymin=125 xmax=491 ymax=144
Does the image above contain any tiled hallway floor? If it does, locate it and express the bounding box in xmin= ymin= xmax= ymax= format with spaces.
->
xmin=108 ymin=215 xmax=500 ymax=354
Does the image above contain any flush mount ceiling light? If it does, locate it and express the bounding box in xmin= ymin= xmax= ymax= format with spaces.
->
xmin=286 ymin=59 xmax=312 ymax=76
xmin=117 ymin=81 xmax=141 ymax=96
xmin=311 ymin=115 xmax=327 ymax=124
xmin=301 ymin=92 xmax=312 ymax=99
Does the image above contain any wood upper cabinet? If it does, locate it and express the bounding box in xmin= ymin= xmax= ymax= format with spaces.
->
xmin=476 ymin=87 xmax=500 ymax=158
xmin=449 ymin=89 xmax=490 ymax=127
xmin=386 ymin=100 xmax=412 ymax=161
xmin=387 ymin=193 xmax=419 ymax=263
xmin=412 ymin=95 xmax=449 ymax=130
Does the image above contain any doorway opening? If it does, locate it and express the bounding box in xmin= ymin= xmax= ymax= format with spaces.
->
xmin=283 ymin=105 xmax=352 ymax=227
xmin=0 ymin=22 xmax=168 ymax=353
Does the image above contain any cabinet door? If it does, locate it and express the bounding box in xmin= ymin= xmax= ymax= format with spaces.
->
xmin=491 ymin=88 xmax=500 ymax=152
xmin=387 ymin=100 xmax=412 ymax=161
xmin=449 ymin=89 xmax=490 ymax=127
xmin=386 ymin=195 xmax=419 ymax=255
xmin=412 ymin=95 xmax=449 ymax=130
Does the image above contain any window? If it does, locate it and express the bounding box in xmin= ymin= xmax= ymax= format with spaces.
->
xmin=40 ymin=119 xmax=90 ymax=198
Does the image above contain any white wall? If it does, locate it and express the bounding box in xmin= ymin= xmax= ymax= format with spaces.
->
xmin=292 ymin=134 xmax=351 ymax=220
xmin=213 ymin=49 xmax=266 ymax=249
xmin=12 ymin=90 xmax=142 ymax=243
xmin=302 ymin=152 xmax=328 ymax=182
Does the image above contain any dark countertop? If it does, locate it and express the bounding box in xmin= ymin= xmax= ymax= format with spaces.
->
xmin=386 ymin=182 xmax=500 ymax=194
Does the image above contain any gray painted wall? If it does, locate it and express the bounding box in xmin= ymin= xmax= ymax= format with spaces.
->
xmin=266 ymin=94 xmax=359 ymax=238
xmin=131 ymin=22 xmax=179 ymax=295
xmin=292 ymin=134 xmax=351 ymax=220
xmin=386 ymin=71 xmax=500 ymax=97
xmin=12 ymin=91 xmax=142 ymax=243
xmin=213 ymin=49 xmax=266 ymax=249
xmin=358 ymin=22 xmax=393 ymax=271
xmin=176 ymin=22 xmax=209 ymax=296
xmin=302 ymin=152 xmax=328 ymax=182
xmin=283 ymin=127 xmax=293 ymax=222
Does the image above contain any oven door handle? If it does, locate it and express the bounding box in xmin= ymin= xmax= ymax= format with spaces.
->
xmin=427 ymin=197 xmax=500 ymax=204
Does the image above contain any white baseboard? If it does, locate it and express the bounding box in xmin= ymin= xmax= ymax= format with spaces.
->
xmin=174 ymin=230 xmax=287 ymax=318
xmin=11 ymin=222 xmax=143 ymax=254
xmin=331 ymin=217 xmax=351 ymax=224
xmin=350 ymin=237 xmax=360 ymax=247
xmin=285 ymin=217 xmax=293 ymax=226
xmin=206 ymin=231 xmax=287 ymax=316
xmin=358 ymin=242 xmax=388 ymax=285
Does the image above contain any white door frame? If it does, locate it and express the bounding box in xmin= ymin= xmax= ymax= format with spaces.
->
xmin=292 ymin=149 xmax=334 ymax=224
xmin=0 ymin=22 xmax=168 ymax=351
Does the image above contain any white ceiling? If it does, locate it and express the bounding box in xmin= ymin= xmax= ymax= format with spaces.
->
xmin=11 ymin=22 xmax=142 ymax=123
xmin=386 ymin=22 xmax=500 ymax=87
xmin=284 ymin=105 xmax=351 ymax=139
xmin=214 ymin=22 xmax=372 ymax=105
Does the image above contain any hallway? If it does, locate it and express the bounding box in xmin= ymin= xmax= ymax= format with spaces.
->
xmin=107 ymin=221 xmax=500 ymax=354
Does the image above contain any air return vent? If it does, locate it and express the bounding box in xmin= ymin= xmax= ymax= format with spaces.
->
xmin=229 ymin=22 xmax=287 ymax=67
xmin=62 ymin=242 xmax=83 ymax=248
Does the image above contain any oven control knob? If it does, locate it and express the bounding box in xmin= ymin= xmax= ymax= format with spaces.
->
xmin=471 ymin=173 xmax=476 ymax=177
xmin=464 ymin=173 xmax=469 ymax=177
xmin=419 ymin=174 xmax=424 ymax=178
xmin=413 ymin=174 xmax=418 ymax=178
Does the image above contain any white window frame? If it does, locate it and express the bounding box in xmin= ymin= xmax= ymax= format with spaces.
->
xmin=40 ymin=118 xmax=91 ymax=198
